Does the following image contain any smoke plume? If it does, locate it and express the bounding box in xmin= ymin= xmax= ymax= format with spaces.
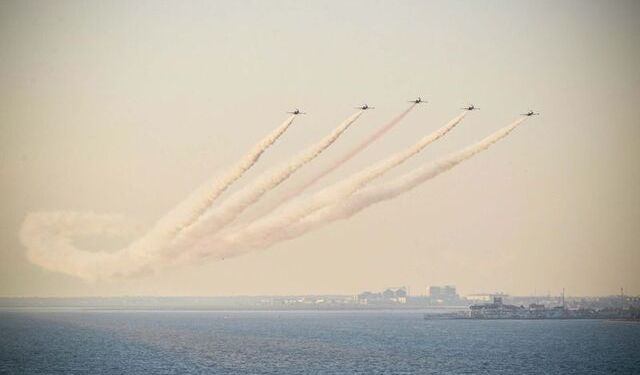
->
xmin=20 ymin=110 xmax=530 ymax=281
xmin=240 ymin=104 xmax=418 ymax=225
xmin=172 ymin=110 xmax=365 ymax=248
xmin=289 ymin=104 xmax=417 ymax=197
xmin=206 ymin=112 xmax=467 ymax=251
xmin=217 ymin=117 xmax=527 ymax=253
xmin=169 ymin=114 xmax=297 ymax=236
xmin=20 ymin=115 xmax=299 ymax=279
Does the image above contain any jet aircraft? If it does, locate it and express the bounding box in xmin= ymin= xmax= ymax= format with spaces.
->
xmin=287 ymin=108 xmax=306 ymax=115
xmin=409 ymin=97 xmax=427 ymax=104
xmin=521 ymin=110 xmax=540 ymax=116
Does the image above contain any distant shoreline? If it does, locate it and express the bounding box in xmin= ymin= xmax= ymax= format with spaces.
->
xmin=0 ymin=305 xmax=467 ymax=313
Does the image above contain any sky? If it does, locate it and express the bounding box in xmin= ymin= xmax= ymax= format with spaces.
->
xmin=1 ymin=0 xmax=639 ymax=297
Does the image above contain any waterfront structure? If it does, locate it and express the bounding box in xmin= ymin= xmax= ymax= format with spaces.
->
xmin=425 ymin=295 xmax=640 ymax=320
xmin=357 ymin=287 xmax=407 ymax=305
xmin=428 ymin=285 xmax=464 ymax=305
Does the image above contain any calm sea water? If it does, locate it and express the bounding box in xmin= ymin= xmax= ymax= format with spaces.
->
xmin=1 ymin=310 xmax=639 ymax=374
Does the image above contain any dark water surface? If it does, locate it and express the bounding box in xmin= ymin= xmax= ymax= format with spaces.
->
xmin=1 ymin=310 xmax=639 ymax=374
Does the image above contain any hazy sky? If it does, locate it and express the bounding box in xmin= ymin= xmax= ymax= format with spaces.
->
xmin=1 ymin=0 xmax=639 ymax=297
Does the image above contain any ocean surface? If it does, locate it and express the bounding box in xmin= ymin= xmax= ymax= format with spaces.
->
xmin=1 ymin=310 xmax=639 ymax=374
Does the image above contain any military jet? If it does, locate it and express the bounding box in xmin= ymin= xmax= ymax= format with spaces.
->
xmin=287 ymin=108 xmax=306 ymax=115
xmin=461 ymin=104 xmax=479 ymax=111
xmin=521 ymin=110 xmax=540 ymax=116
xmin=409 ymin=97 xmax=427 ymax=104
xmin=356 ymin=104 xmax=375 ymax=110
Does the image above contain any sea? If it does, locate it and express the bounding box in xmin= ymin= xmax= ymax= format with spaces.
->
xmin=1 ymin=310 xmax=639 ymax=374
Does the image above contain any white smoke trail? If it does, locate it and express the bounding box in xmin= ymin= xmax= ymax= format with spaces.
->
xmin=172 ymin=110 xmax=365 ymax=249
xmin=20 ymin=115 xmax=299 ymax=280
xmin=240 ymin=104 xmax=418 ymax=225
xmin=167 ymin=114 xmax=297 ymax=236
xmin=214 ymin=116 xmax=527 ymax=254
xmin=196 ymin=112 xmax=466 ymax=253
xmin=20 ymin=113 xmax=527 ymax=281
xmin=287 ymin=104 xmax=417 ymax=198
xmin=20 ymin=212 xmax=140 ymax=281
xmin=20 ymin=112 xmax=362 ymax=279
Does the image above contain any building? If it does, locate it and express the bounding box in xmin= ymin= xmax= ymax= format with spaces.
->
xmin=357 ymin=287 xmax=407 ymax=305
xmin=428 ymin=285 xmax=461 ymax=305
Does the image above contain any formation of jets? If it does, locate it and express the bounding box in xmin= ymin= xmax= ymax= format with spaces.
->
xmin=287 ymin=100 xmax=539 ymax=117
